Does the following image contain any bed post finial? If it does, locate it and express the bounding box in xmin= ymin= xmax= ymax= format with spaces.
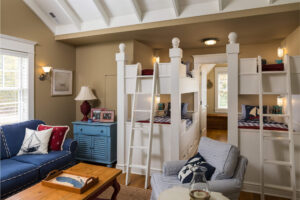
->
xmin=228 ymin=32 xmax=237 ymax=44
xmin=119 ymin=43 xmax=125 ymax=53
xmin=172 ymin=37 xmax=180 ymax=48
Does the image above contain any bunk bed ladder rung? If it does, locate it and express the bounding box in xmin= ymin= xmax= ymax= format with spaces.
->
xmin=258 ymin=55 xmax=296 ymax=200
xmin=125 ymin=62 xmax=158 ymax=189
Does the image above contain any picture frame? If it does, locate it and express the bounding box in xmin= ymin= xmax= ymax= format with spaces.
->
xmin=91 ymin=108 xmax=102 ymax=122
xmin=51 ymin=69 xmax=73 ymax=96
xmin=100 ymin=110 xmax=115 ymax=123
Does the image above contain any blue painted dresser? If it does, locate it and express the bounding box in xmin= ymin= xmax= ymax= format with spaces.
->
xmin=72 ymin=121 xmax=117 ymax=167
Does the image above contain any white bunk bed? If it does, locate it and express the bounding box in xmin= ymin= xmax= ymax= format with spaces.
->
xmin=116 ymin=38 xmax=200 ymax=175
xmin=226 ymin=33 xmax=300 ymax=199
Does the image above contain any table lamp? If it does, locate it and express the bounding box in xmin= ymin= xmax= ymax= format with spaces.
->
xmin=75 ymin=86 xmax=97 ymax=121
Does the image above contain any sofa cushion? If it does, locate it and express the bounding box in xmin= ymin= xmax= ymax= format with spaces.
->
xmin=0 ymin=128 xmax=9 ymax=159
xmin=17 ymin=128 xmax=53 ymax=156
xmin=1 ymin=120 xmax=45 ymax=157
xmin=1 ymin=159 xmax=39 ymax=197
xmin=12 ymin=150 xmax=72 ymax=178
xmin=37 ymin=124 xmax=70 ymax=151
xmin=198 ymin=137 xmax=239 ymax=180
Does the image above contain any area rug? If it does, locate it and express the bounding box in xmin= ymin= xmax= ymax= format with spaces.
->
xmin=98 ymin=185 xmax=152 ymax=200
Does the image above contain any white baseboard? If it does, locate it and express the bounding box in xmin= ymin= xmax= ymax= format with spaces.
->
xmin=116 ymin=163 xmax=162 ymax=175
xmin=243 ymin=181 xmax=300 ymax=199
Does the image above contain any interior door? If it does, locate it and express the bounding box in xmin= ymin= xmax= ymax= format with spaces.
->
xmin=200 ymin=68 xmax=208 ymax=136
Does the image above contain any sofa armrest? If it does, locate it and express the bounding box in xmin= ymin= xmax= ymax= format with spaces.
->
xmin=163 ymin=160 xmax=187 ymax=176
xmin=63 ymin=138 xmax=77 ymax=154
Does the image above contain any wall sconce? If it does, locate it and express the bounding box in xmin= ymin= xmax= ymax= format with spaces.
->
xmin=277 ymin=47 xmax=284 ymax=58
xmin=155 ymin=56 xmax=160 ymax=63
xmin=39 ymin=66 xmax=52 ymax=81
xmin=277 ymin=96 xmax=284 ymax=107
xmin=276 ymin=47 xmax=284 ymax=64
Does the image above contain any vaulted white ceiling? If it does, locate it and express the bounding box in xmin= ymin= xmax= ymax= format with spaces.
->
xmin=24 ymin=0 xmax=299 ymax=36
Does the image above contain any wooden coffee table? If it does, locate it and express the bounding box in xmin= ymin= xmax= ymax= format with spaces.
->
xmin=7 ymin=163 xmax=122 ymax=200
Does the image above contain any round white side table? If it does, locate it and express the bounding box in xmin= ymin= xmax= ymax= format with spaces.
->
xmin=158 ymin=187 xmax=229 ymax=200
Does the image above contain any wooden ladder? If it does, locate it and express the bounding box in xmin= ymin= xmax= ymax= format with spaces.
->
xmin=258 ymin=55 xmax=296 ymax=200
xmin=125 ymin=62 xmax=158 ymax=189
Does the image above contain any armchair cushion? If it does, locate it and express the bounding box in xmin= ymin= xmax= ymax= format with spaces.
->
xmin=198 ymin=137 xmax=239 ymax=180
xmin=163 ymin=160 xmax=187 ymax=176
xmin=178 ymin=153 xmax=215 ymax=183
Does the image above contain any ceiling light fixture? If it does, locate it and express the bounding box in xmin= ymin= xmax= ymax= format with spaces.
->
xmin=202 ymin=38 xmax=218 ymax=46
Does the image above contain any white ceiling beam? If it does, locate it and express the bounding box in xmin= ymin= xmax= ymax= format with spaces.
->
xmin=218 ymin=0 xmax=223 ymax=11
xmin=92 ymin=0 xmax=110 ymax=26
xmin=23 ymin=0 xmax=56 ymax=33
xmin=170 ymin=0 xmax=180 ymax=17
xmin=56 ymin=0 xmax=81 ymax=30
xmin=130 ymin=0 xmax=142 ymax=22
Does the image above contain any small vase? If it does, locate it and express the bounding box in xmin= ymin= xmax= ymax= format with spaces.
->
xmin=189 ymin=166 xmax=210 ymax=200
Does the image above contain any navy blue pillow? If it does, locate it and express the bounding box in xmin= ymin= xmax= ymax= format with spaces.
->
xmin=178 ymin=153 xmax=215 ymax=184
xmin=181 ymin=103 xmax=188 ymax=117
xmin=166 ymin=102 xmax=189 ymax=118
xmin=245 ymin=105 xmax=268 ymax=121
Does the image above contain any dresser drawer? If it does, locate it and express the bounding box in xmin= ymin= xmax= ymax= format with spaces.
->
xmin=74 ymin=125 xmax=109 ymax=136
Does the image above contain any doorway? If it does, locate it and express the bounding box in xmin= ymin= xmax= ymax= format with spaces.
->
xmin=193 ymin=53 xmax=228 ymax=142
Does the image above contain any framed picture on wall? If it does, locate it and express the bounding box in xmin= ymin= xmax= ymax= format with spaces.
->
xmin=100 ymin=111 xmax=115 ymax=123
xmin=51 ymin=69 xmax=73 ymax=96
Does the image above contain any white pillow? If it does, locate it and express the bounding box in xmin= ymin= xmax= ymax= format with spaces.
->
xmin=17 ymin=128 xmax=53 ymax=156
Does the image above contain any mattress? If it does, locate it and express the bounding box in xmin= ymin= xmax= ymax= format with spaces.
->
xmin=262 ymin=63 xmax=284 ymax=71
xmin=137 ymin=116 xmax=193 ymax=128
xmin=238 ymin=119 xmax=288 ymax=131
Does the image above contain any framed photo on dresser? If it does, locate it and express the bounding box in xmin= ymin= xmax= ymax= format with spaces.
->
xmin=100 ymin=111 xmax=115 ymax=123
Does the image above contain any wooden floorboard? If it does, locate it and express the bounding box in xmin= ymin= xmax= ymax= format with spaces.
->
xmin=120 ymin=128 xmax=288 ymax=200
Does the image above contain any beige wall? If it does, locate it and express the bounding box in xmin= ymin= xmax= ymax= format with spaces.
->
xmin=75 ymin=41 xmax=134 ymax=121
xmin=282 ymin=26 xmax=300 ymax=56
xmin=133 ymin=40 xmax=154 ymax=69
xmin=1 ymin=0 xmax=76 ymax=131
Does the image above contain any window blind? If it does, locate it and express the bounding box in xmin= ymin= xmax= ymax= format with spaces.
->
xmin=0 ymin=51 xmax=29 ymax=125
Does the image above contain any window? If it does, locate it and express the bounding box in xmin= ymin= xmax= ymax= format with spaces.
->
xmin=0 ymin=34 xmax=35 ymax=125
xmin=215 ymin=67 xmax=228 ymax=112
xmin=0 ymin=52 xmax=29 ymax=125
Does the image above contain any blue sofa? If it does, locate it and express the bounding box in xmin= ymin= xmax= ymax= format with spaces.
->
xmin=0 ymin=120 xmax=77 ymax=198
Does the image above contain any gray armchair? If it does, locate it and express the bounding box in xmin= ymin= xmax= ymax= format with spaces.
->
xmin=150 ymin=137 xmax=248 ymax=200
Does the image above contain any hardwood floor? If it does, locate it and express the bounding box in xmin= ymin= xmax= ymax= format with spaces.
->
xmin=118 ymin=129 xmax=288 ymax=200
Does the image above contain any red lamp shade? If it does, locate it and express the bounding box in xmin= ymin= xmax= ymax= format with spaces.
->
xmin=75 ymin=86 xmax=97 ymax=121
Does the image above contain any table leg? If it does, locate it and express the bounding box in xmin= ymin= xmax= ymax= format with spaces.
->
xmin=111 ymin=179 xmax=120 ymax=200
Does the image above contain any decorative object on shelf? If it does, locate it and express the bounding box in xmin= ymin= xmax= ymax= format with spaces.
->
xmin=39 ymin=66 xmax=52 ymax=81
xmin=158 ymin=103 xmax=165 ymax=110
xmin=100 ymin=110 xmax=115 ymax=123
xmin=51 ymin=69 xmax=73 ymax=96
xmin=42 ymin=169 xmax=98 ymax=194
xmin=75 ymin=86 xmax=97 ymax=121
xmin=72 ymin=121 xmax=117 ymax=167
xmin=207 ymin=79 xmax=213 ymax=89
xmin=91 ymin=108 xmax=106 ymax=122
xmin=276 ymin=47 xmax=284 ymax=64
xmin=272 ymin=105 xmax=282 ymax=114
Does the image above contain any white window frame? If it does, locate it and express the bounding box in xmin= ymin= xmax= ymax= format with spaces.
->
xmin=0 ymin=34 xmax=36 ymax=121
xmin=215 ymin=67 xmax=228 ymax=113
